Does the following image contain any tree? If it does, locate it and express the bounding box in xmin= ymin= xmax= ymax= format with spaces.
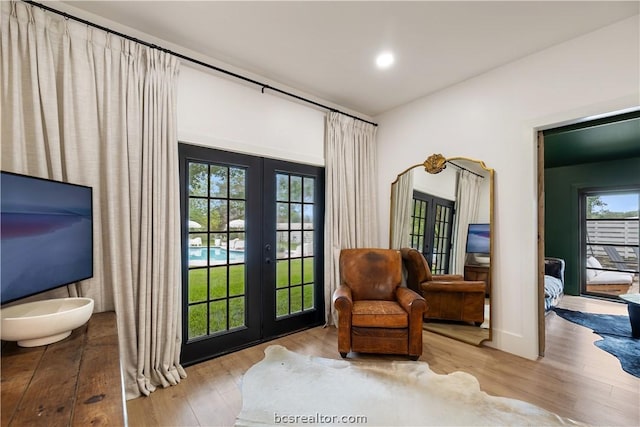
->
xmin=586 ymin=196 xmax=609 ymax=219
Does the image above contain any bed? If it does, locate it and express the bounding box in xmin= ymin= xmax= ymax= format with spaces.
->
xmin=544 ymin=257 xmax=565 ymax=311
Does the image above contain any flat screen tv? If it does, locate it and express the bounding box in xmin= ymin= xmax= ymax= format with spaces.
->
xmin=1 ymin=171 xmax=93 ymax=305
xmin=465 ymin=223 xmax=490 ymax=254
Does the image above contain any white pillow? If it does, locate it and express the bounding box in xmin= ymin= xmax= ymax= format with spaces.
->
xmin=587 ymin=256 xmax=602 ymax=269
xmin=586 ymin=268 xmax=597 ymax=281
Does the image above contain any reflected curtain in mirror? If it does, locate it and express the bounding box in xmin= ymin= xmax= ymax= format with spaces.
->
xmin=390 ymin=171 xmax=414 ymax=249
xmin=451 ymin=170 xmax=482 ymax=275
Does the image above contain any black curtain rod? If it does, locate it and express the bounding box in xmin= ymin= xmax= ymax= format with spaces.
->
xmin=22 ymin=0 xmax=378 ymax=127
xmin=447 ymin=161 xmax=485 ymax=178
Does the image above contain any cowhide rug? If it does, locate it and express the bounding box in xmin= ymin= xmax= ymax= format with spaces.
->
xmin=235 ymin=345 xmax=585 ymax=426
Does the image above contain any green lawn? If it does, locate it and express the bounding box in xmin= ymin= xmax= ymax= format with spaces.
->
xmin=187 ymin=257 xmax=315 ymax=338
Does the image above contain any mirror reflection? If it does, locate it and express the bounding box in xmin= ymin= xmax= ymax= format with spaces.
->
xmin=390 ymin=154 xmax=493 ymax=345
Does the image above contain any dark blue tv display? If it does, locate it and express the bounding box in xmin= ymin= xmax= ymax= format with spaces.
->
xmin=465 ymin=223 xmax=490 ymax=254
xmin=1 ymin=172 xmax=93 ymax=304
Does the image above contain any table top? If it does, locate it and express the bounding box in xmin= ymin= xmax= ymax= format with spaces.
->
xmin=619 ymin=293 xmax=640 ymax=305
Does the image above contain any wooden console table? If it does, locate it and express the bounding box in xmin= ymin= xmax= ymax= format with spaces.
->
xmin=1 ymin=311 xmax=126 ymax=426
xmin=464 ymin=264 xmax=491 ymax=297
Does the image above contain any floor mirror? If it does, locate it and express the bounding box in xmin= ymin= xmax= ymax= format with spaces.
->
xmin=390 ymin=154 xmax=494 ymax=345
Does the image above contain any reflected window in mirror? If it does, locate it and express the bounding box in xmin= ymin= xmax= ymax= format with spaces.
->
xmin=410 ymin=191 xmax=454 ymax=275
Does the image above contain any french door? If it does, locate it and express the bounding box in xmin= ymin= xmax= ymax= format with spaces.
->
xmin=410 ymin=190 xmax=455 ymax=274
xmin=179 ymin=145 xmax=324 ymax=365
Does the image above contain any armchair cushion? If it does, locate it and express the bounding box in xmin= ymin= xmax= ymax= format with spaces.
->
xmin=352 ymin=301 xmax=408 ymax=328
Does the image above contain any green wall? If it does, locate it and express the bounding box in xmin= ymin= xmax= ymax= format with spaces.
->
xmin=545 ymin=157 xmax=640 ymax=295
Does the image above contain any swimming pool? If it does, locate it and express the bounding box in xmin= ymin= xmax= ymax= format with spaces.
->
xmin=188 ymin=247 xmax=245 ymax=266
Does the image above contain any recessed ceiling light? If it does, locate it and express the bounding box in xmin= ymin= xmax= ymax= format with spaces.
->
xmin=376 ymin=52 xmax=394 ymax=69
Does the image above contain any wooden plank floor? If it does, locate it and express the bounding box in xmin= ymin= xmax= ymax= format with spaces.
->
xmin=127 ymin=296 xmax=639 ymax=426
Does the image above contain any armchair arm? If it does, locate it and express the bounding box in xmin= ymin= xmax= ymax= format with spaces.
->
xmin=332 ymin=285 xmax=353 ymax=312
xmin=396 ymin=287 xmax=427 ymax=358
xmin=332 ymin=285 xmax=353 ymax=356
xmin=396 ymin=287 xmax=427 ymax=314
xmin=432 ymin=274 xmax=464 ymax=281
xmin=422 ymin=280 xmax=486 ymax=293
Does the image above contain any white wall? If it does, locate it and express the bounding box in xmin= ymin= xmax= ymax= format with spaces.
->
xmin=178 ymin=65 xmax=325 ymax=165
xmin=376 ymin=15 xmax=640 ymax=359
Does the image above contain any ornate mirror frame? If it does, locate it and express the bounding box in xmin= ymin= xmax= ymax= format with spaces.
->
xmin=389 ymin=154 xmax=494 ymax=345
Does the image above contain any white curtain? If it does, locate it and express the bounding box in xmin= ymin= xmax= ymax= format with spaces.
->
xmin=324 ymin=112 xmax=378 ymax=325
xmin=390 ymin=171 xmax=414 ymax=249
xmin=1 ymin=1 xmax=186 ymax=399
xmin=451 ymin=170 xmax=482 ymax=274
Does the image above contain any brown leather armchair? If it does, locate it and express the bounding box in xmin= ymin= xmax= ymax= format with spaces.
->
xmin=400 ymin=248 xmax=485 ymax=325
xmin=333 ymin=248 xmax=426 ymax=360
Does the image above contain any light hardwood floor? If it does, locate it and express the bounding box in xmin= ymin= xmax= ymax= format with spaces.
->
xmin=127 ymin=296 xmax=639 ymax=426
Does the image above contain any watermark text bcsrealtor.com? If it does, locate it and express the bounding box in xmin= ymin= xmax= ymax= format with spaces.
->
xmin=274 ymin=412 xmax=368 ymax=425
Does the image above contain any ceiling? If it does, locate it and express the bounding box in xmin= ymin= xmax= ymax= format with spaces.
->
xmin=544 ymin=111 xmax=640 ymax=168
xmin=59 ymin=1 xmax=638 ymax=118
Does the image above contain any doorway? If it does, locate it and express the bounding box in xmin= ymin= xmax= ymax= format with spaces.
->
xmin=179 ymin=144 xmax=325 ymax=365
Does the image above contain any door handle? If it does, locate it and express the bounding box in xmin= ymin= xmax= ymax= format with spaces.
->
xmin=265 ymin=257 xmax=272 ymax=264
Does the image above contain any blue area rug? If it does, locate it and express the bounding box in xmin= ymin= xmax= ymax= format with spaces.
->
xmin=553 ymin=307 xmax=639 ymax=378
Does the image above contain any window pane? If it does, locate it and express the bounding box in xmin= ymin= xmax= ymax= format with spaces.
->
xmin=303 ymin=284 xmax=314 ymax=310
xmin=302 ymin=231 xmax=314 ymax=256
xmin=189 ymin=198 xmax=208 ymax=231
xmin=229 ymin=200 xmax=245 ymax=230
xmin=290 ymin=176 xmax=302 ymax=202
xmin=188 ymin=163 xmax=208 ymax=197
xmin=229 ymin=264 xmax=245 ymax=296
xmin=229 ymin=297 xmax=245 ymax=329
xmin=290 ymin=203 xmax=302 ymax=228
xmin=303 ymin=257 xmax=314 ymax=284
xmin=277 ymin=203 xmax=289 ymax=228
xmin=229 ymin=232 xmax=245 ymax=251
xmin=290 ymin=231 xmax=302 ymax=257
xmin=209 ymin=200 xmax=227 ymax=231
xmin=303 ymin=177 xmax=315 ymax=203
xmin=188 ymin=304 xmax=207 ymax=339
xmin=303 ymin=205 xmax=314 ymax=229
xmin=276 ymin=231 xmax=289 ymax=259
xmin=290 ymin=258 xmax=302 ymax=285
xmin=276 ymin=260 xmax=289 ymax=288
xmin=209 ymin=266 xmax=227 ymax=299
xmin=210 ymin=165 xmax=228 ymax=198
xmin=209 ymin=300 xmax=227 ymax=333
xmin=188 ymin=269 xmax=207 ymax=303
xmin=290 ymin=286 xmax=302 ymax=313
xmin=276 ymin=289 xmax=289 ymax=317
xmin=276 ymin=174 xmax=289 ymax=202
xmin=229 ymin=167 xmax=246 ymax=199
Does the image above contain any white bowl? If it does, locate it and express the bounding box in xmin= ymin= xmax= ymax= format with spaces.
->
xmin=1 ymin=297 xmax=94 ymax=347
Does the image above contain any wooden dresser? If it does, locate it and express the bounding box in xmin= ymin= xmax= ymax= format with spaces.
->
xmin=1 ymin=312 xmax=126 ymax=426
xmin=464 ymin=264 xmax=491 ymax=297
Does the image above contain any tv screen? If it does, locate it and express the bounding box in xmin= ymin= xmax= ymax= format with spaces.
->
xmin=466 ymin=223 xmax=490 ymax=254
xmin=1 ymin=172 xmax=93 ymax=304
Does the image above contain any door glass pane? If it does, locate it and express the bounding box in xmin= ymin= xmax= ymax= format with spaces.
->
xmin=188 ymin=163 xmax=208 ymax=197
xmin=187 ymin=161 xmax=247 ymax=341
xmin=303 ymin=177 xmax=315 ymax=202
xmin=209 ymin=165 xmax=228 ymax=198
xmin=188 ymin=303 xmax=207 ymax=339
xmin=229 ymin=168 xmax=246 ymax=199
xmin=584 ymin=192 xmax=640 ymax=298
xmin=274 ymin=172 xmax=318 ymax=318
xmin=276 ymin=174 xmax=289 ymax=202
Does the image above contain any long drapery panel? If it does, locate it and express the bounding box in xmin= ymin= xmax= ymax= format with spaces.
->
xmin=1 ymin=1 xmax=185 ymax=398
xmin=324 ymin=112 xmax=378 ymax=325
xmin=451 ymin=170 xmax=481 ymax=275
